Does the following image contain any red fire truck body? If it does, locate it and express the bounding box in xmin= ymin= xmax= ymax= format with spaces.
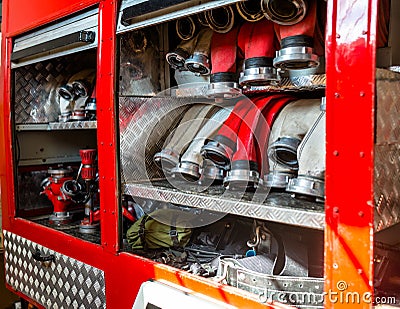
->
xmin=1 ymin=0 xmax=399 ymax=308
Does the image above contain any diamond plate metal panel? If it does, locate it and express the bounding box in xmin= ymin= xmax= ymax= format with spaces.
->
xmin=14 ymin=52 xmax=97 ymax=124
xmin=3 ymin=230 xmax=106 ymax=308
xmin=119 ymin=96 xmax=210 ymax=182
xmin=375 ymin=69 xmax=400 ymax=231
xmin=124 ymin=181 xmax=325 ymax=230
xmin=244 ymin=74 xmax=326 ymax=94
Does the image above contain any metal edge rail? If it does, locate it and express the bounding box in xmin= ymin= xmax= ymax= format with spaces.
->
xmin=124 ymin=182 xmax=325 ymax=230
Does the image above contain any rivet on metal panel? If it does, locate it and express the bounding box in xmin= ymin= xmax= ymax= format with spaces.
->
xmin=334 ymin=93 xmax=340 ymax=98
xmin=362 ymin=30 xmax=368 ymax=35
xmin=333 ymin=150 xmax=339 ymax=156
xmin=358 ymin=211 xmax=364 ymax=217
xmin=358 ymin=269 xmax=363 ymax=274
xmin=360 ymin=91 xmax=365 ymax=97
xmin=333 ymin=263 xmax=339 ymax=269
xmin=336 ymin=34 xmax=341 ymax=38
xmin=103 ymin=209 xmax=106 ymax=213
xmin=333 ymin=207 xmax=339 ymax=214
xmin=103 ymin=242 xmax=107 ymax=246
xmin=110 ymin=143 xmax=113 ymax=146
xmin=101 ymin=142 xmax=104 ymax=146
xmin=111 ymin=211 xmax=115 ymax=215
xmin=360 ymin=152 xmax=365 ymax=158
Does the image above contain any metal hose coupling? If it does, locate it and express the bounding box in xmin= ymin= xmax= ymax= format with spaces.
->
xmin=224 ymin=95 xmax=293 ymax=190
xmin=261 ymin=0 xmax=308 ymax=25
xmin=207 ymin=27 xmax=241 ymax=98
xmin=166 ymin=35 xmax=199 ymax=70
xmin=199 ymin=159 xmax=226 ymax=185
xmin=236 ymin=0 xmax=264 ymax=22
xmin=57 ymin=69 xmax=96 ymax=121
xmin=273 ymin=0 xmax=319 ymax=70
xmin=286 ymin=110 xmax=325 ymax=201
xmin=185 ymin=28 xmax=213 ymax=76
xmin=201 ymin=98 xmax=254 ymax=168
xmin=268 ymin=99 xmax=321 ymax=171
xmin=206 ymin=5 xmax=235 ymax=33
xmin=237 ymin=19 xmax=279 ymax=87
xmin=154 ymin=104 xmax=216 ymax=173
xmin=171 ymin=106 xmax=233 ymax=180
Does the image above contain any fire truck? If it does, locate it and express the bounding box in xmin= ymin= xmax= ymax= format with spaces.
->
xmin=1 ymin=0 xmax=399 ymax=308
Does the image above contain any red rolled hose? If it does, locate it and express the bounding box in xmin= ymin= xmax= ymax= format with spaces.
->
xmin=210 ymin=26 xmax=240 ymax=75
xmin=201 ymin=97 xmax=255 ymax=166
xmin=254 ymin=96 xmax=296 ymax=176
xmin=231 ymin=95 xmax=287 ymax=172
xmin=275 ymin=0 xmax=317 ymax=41
xmin=237 ymin=19 xmax=276 ymax=61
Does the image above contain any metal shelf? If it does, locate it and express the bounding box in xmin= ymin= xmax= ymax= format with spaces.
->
xmin=16 ymin=121 xmax=97 ymax=131
xmin=124 ymin=180 xmax=325 ymax=230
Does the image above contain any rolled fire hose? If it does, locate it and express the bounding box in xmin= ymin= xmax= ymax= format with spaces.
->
xmin=224 ymin=95 xmax=293 ymax=190
xmin=267 ymin=99 xmax=321 ymax=171
xmin=166 ymin=35 xmax=199 ymax=70
xmin=257 ymin=96 xmax=295 ymax=177
xmin=272 ymin=0 xmax=319 ymax=70
xmin=176 ymin=16 xmax=197 ymax=41
xmin=208 ymin=26 xmax=241 ymax=98
xmin=236 ymin=0 xmax=264 ymax=22
xmin=201 ymin=98 xmax=255 ymax=168
xmin=197 ymin=12 xmax=209 ymax=27
xmin=171 ymin=106 xmax=233 ymax=179
xmin=154 ymin=104 xmax=216 ymax=173
xmin=205 ymin=6 xmax=235 ymax=34
xmin=237 ymin=19 xmax=279 ymax=87
xmin=185 ymin=28 xmax=213 ymax=76
xmin=261 ymin=0 xmax=308 ymax=26
xmin=286 ymin=110 xmax=325 ymax=200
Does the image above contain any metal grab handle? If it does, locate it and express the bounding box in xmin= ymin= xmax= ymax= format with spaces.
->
xmin=121 ymin=0 xmax=190 ymax=26
xmin=32 ymin=249 xmax=55 ymax=263
xmin=11 ymin=30 xmax=96 ymax=62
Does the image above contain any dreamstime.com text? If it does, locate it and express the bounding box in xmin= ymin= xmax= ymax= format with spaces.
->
xmin=258 ymin=281 xmax=397 ymax=306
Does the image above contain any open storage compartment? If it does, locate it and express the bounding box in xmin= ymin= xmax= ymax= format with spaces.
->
xmin=10 ymin=8 xmax=102 ymax=244
xmin=117 ymin=0 xmax=329 ymax=306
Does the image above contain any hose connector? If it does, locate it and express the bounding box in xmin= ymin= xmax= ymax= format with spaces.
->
xmin=273 ymin=35 xmax=319 ymax=70
xmin=261 ymin=0 xmax=308 ymax=25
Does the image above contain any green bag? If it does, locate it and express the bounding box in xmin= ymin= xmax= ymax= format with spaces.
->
xmin=126 ymin=209 xmax=192 ymax=250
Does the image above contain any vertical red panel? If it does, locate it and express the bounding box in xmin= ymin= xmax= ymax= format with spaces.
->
xmin=2 ymin=0 xmax=99 ymax=36
xmin=325 ymin=0 xmax=377 ymax=307
xmin=97 ymin=0 xmax=119 ymax=253
xmin=1 ymin=37 xmax=16 ymax=231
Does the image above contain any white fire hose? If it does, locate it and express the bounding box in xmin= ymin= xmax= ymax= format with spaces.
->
xmin=287 ymin=110 xmax=326 ymax=200
xmin=267 ymin=99 xmax=321 ymax=171
xmin=154 ymin=104 xmax=217 ymax=173
xmin=172 ymin=106 xmax=233 ymax=179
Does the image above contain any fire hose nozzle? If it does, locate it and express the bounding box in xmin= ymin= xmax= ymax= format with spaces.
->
xmin=287 ymin=176 xmax=325 ymax=200
xmin=264 ymin=170 xmax=296 ymax=189
xmin=268 ymin=136 xmax=301 ymax=170
xmin=223 ymin=161 xmax=260 ymax=191
xmin=207 ymin=73 xmax=241 ymax=99
xmin=199 ymin=159 xmax=226 ymax=185
xmin=239 ymin=58 xmax=279 ymax=87
xmin=166 ymin=48 xmax=190 ymax=70
xmin=273 ymin=35 xmax=319 ymax=70
xmin=262 ymin=0 xmax=308 ymax=26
